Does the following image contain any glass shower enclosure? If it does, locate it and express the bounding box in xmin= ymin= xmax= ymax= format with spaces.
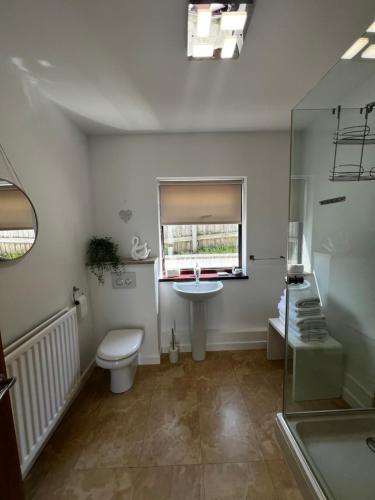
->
xmin=278 ymin=50 xmax=375 ymax=500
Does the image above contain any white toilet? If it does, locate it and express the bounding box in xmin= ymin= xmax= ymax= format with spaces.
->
xmin=96 ymin=328 xmax=144 ymax=393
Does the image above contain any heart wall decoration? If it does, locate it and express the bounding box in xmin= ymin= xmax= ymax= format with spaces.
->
xmin=119 ymin=209 xmax=132 ymax=223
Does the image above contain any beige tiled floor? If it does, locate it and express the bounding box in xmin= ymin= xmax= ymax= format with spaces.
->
xmin=24 ymin=350 xmax=304 ymax=500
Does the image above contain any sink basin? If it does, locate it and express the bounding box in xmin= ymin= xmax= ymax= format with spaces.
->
xmin=172 ymin=280 xmax=224 ymax=361
xmin=172 ymin=281 xmax=223 ymax=301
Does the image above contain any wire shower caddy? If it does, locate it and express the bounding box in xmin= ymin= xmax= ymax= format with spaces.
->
xmin=330 ymin=101 xmax=375 ymax=182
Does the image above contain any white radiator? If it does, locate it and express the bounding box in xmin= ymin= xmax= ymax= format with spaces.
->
xmin=4 ymin=307 xmax=80 ymax=477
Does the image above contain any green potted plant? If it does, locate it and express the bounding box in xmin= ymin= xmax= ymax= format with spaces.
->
xmin=86 ymin=236 xmax=123 ymax=285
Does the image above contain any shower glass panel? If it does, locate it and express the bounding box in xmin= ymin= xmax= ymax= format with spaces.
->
xmin=283 ymin=104 xmax=375 ymax=499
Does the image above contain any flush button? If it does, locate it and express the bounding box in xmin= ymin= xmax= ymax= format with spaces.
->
xmin=111 ymin=272 xmax=136 ymax=289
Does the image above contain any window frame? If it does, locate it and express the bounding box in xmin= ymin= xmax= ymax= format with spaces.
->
xmin=157 ymin=176 xmax=247 ymax=280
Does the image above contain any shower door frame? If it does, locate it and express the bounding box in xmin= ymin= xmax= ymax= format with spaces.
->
xmin=279 ymin=105 xmax=375 ymax=500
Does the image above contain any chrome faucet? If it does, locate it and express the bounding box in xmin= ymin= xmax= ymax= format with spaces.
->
xmin=194 ymin=263 xmax=201 ymax=285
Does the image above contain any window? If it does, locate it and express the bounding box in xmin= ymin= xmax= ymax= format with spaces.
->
xmin=158 ymin=178 xmax=246 ymax=277
xmin=288 ymin=178 xmax=306 ymax=265
xmin=288 ymin=221 xmax=303 ymax=265
xmin=163 ymin=223 xmax=240 ymax=272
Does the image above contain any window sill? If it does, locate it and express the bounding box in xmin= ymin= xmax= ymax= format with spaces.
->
xmin=159 ymin=272 xmax=248 ymax=282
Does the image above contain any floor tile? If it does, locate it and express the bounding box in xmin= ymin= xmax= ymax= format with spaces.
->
xmin=253 ymin=413 xmax=283 ymax=461
xmin=157 ymin=360 xmax=198 ymax=390
xmin=169 ymin=465 xmax=204 ymax=500
xmin=136 ymin=365 xmax=164 ymax=393
xmin=27 ymin=464 xmax=204 ymax=500
xmin=204 ymin=461 xmax=277 ymax=500
xmin=239 ymin=376 xmax=281 ymax=424
xmin=140 ymin=386 xmax=201 ymax=466
xmin=70 ymin=367 xmax=109 ymax=416
xmin=75 ymin=399 xmax=149 ymax=468
xmin=193 ymin=352 xmax=237 ymax=388
xmin=266 ymin=460 xmax=304 ymax=500
xmin=98 ymin=381 xmax=153 ymax=410
xmin=232 ymin=351 xmax=284 ymax=384
xmin=24 ymin=351 xmax=307 ymax=500
xmin=199 ymin=386 xmax=262 ymax=463
xmin=120 ymin=464 xmax=203 ymax=500
xmin=24 ymin=409 xmax=95 ymax=498
xmin=138 ymin=354 xmax=197 ymax=391
xmin=124 ymin=466 xmax=173 ymax=500
xmin=24 ymin=463 xmax=65 ymax=500
xmin=52 ymin=468 xmax=128 ymax=500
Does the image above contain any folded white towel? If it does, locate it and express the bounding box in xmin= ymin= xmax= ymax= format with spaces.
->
xmin=289 ymin=308 xmax=322 ymax=318
xmin=297 ymin=334 xmax=327 ymax=343
xmin=288 ymin=326 xmax=328 ymax=341
xmin=277 ymin=302 xmax=323 ymax=319
xmin=295 ymin=315 xmax=326 ymax=326
xmin=289 ymin=325 xmax=329 ymax=336
xmin=294 ymin=297 xmax=320 ymax=308
xmin=289 ymin=322 xmax=327 ymax=333
xmin=290 ymin=302 xmax=320 ymax=311
xmin=292 ymin=302 xmax=319 ymax=311
xmin=298 ymin=322 xmax=327 ymax=332
xmin=278 ymin=314 xmax=328 ymax=338
xmin=280 ymin=313 xmax=327 ymax=332
xmin=281 ymin=289 xmax=321 ymax=309
xmin=278 ymin=300 xmax=286 ymax=314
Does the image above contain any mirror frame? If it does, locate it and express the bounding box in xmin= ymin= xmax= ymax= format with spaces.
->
xmin=0 ymin=178 xmax=39 ymax=262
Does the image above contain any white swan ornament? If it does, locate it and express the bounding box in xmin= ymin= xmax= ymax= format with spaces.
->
xmin=131 ymin=236 xmax=151 ymax=260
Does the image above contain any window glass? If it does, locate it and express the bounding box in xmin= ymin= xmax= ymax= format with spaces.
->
xmin=163 ymin=223 xmax=239 ymax=271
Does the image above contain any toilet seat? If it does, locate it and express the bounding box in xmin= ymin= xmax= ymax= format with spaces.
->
xmin=96 ymin=351 xmax=138 ymax=371
xmin=97 ymin=329 xmax=143 ymax=362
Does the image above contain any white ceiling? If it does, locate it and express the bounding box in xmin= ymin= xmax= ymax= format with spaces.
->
xmin=0 ymin=0 xmax=374 ymax=134
xmin=297 ymin=60 xmax=375 ymax=110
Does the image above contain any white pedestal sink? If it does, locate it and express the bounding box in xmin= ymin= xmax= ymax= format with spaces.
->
xmin=172 ymin=281 xmax=223 ymax=361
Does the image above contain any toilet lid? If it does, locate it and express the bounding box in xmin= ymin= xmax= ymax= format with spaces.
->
xmin=98 ymin=329 xmax=143 ymax=361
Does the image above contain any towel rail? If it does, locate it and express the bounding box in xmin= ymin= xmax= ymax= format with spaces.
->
xmin=249 ymin=255 xmax=285 ymax=261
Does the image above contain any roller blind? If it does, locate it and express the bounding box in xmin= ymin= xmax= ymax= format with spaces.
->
xmin=159 ymin=181 xmax=242 ymax=225
xmin=0 ymin=186 xmax=34 ymax=230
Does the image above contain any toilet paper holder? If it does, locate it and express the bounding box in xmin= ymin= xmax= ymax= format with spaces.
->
xmin=72 ymin=286 xmax=82 ymax=305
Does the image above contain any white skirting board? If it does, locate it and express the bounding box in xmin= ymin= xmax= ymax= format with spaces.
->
xmin=161 ymin=328 xmax=267 ymax=353
xmin=80 ymin=357 xmax=97 ymax=385
xmin=138 ymin=354 xmax=161 ymax=365
xmin=342 ymin=372 xmax=374 ymax=408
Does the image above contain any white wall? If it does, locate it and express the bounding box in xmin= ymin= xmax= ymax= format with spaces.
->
xmin=89 ymin=132 xmax=290 ymax=351
xmin=295 ymin=110 xmax=375 ymax=407
xmin=0 ymin=61 xmax=95 ymax=370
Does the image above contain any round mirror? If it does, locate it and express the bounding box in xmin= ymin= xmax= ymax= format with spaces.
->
xmin=0 ymin=178 xmax=38 ymax=261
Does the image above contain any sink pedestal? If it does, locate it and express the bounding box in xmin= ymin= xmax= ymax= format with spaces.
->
xmin=190 ymin=301 xmax=206 ymax=361
xmin=172 ymin=281 xmax=223 ymax=362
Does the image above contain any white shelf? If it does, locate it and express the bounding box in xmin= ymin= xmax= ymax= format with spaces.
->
xmin=268 ymin=318 xmax=344 ymax=401
xmin=269 ymin=318 xmax=342 ymax=351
